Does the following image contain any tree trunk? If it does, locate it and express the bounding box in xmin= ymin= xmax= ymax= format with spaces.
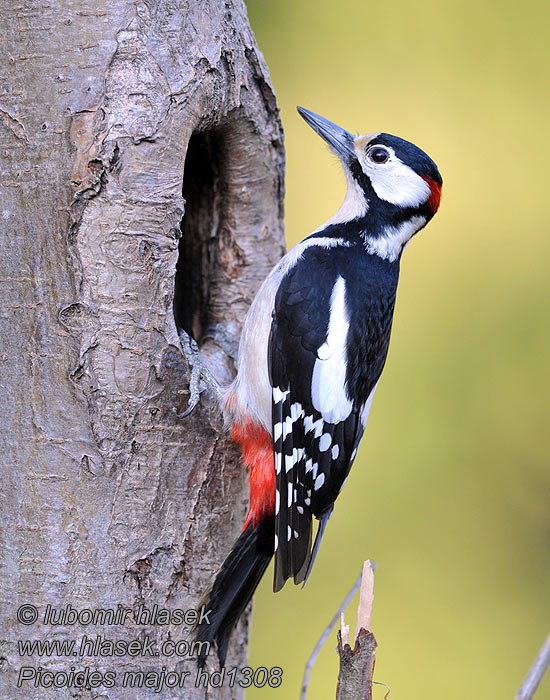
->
xmin=0 ymin=1 xmax=284 ymax=698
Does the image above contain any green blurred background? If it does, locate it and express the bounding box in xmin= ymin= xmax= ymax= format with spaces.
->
xmin=244 ymin=0 xmax=550 ymax=698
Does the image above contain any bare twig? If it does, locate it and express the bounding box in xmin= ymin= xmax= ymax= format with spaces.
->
xmin=514 ymin=631 xmax=550 ymax=700
xmin=300 ymin=571 xmax=362 ymax=700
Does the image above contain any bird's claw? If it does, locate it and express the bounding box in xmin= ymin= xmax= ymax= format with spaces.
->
xmin=176 ymin=329 xmax=220 ymax=418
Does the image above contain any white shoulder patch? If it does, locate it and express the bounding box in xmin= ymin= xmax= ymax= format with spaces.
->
xmin=311 ymin=276 xmax=353 ymax=423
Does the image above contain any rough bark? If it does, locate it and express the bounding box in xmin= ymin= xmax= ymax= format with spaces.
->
xmin=336 ymin=629 xmax=377 ymax=700
xmin=0 ymin=1 xmax=284 ymax=698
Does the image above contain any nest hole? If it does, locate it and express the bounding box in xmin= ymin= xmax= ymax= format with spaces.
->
xmin=174 ymin=129 xmax=224 ymax=341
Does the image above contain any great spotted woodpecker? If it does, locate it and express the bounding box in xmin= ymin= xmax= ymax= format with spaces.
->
xmin=196 ymin=107 xmax=442 ymax=665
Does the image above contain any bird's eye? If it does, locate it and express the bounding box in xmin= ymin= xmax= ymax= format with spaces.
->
xmin=367 ymin=146 xmax=390 ymax=164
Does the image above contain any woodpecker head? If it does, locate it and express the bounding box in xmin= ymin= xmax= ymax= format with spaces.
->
xmin=297 ymin=106 xmax=442 ymax=261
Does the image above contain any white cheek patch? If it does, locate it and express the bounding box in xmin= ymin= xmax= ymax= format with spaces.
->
xmin=364 ymin=153 xmax=431 ymax=208
xmin=311 ymin=276 xmax=353 ymax=423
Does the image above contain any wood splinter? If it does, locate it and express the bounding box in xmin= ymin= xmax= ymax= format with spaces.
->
xmin=336 ymin=560 xmax=378 ymax=700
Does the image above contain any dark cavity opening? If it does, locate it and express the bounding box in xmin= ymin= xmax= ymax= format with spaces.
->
xmin=174 ymin=129 xmax=223 ymax=341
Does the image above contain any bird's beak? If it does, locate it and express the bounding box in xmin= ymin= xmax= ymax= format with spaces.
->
xmin=297 ymin=107 xmax=356 ymax=161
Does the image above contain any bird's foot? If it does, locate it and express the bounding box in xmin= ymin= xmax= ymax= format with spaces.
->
xmin=176 ymin=328 xmax=221 ymax=418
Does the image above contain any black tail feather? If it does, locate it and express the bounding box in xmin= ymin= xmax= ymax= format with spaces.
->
xmin=195 ymin=516 xmax=274 ymax=667
xmin=302 ymin=505 xmax=333 ymax=588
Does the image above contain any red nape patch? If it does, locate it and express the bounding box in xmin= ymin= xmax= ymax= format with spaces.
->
xmin=231 ymin=418 xmax=276 ymax=530
xmin=421 ymin=175 xmax=442 ymax=214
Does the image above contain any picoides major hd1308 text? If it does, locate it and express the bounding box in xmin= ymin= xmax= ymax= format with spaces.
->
xmin=195 ymin=107 xmax=442 ymax=666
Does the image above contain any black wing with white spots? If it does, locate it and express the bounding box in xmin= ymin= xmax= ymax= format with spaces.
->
xmin=269 ymin=241 xmax=399 ymax=592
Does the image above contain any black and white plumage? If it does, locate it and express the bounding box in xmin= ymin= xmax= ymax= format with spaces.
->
xmin=270 ymin=242 xmax=399 ymax=590
xmin=195 ymin=107 xmax=442 ymax=665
